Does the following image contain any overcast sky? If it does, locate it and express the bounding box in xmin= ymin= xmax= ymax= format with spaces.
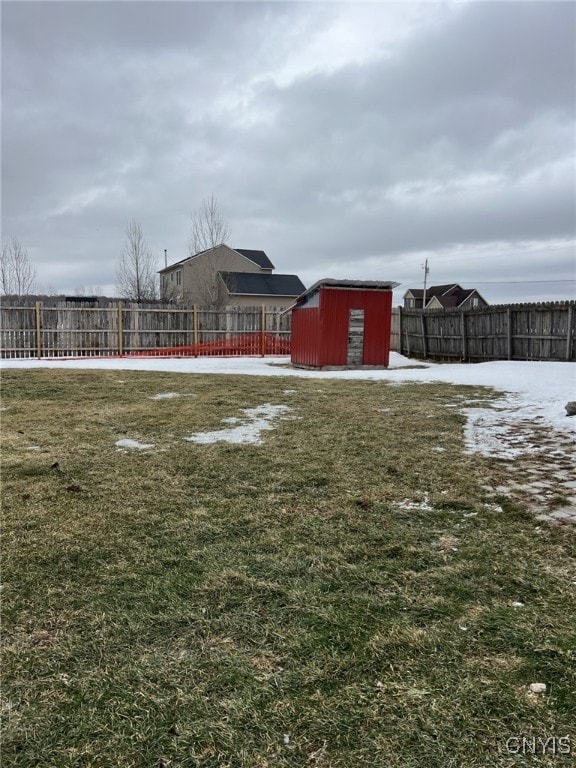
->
xmin=2 ymin=0 xmax=575 ymax=304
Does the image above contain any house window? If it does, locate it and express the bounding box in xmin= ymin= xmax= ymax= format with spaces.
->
xmin=175 ymin=270 xmax=182 ymax=286
xmin=407 ymin=298 xmax=415 ymax=307
xmin=471 ymin=297 xmax=479 ymax=308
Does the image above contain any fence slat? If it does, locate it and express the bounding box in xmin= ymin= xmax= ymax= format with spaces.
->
xmin=0 ymin=302 xmax=292 ymax=359
xmin=399 ymin=302 xmax=576 ymax=362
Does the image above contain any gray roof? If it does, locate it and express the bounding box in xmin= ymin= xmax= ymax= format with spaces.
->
xmin=404 ymin=284 xmax=459 ymax=298
xmin=234 ymin=249 xmax=275 ymax=270
xmin=219 ymin=271 xmax=305 ymax=296
xmin=158 ymin=245 xmax=275 ymax=274
xmin=291 ymin=278 xmax=399 ymax=307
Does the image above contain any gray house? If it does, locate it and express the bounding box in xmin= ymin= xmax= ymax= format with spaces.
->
xmin=159 ymin=244 xmax=305 ymax=309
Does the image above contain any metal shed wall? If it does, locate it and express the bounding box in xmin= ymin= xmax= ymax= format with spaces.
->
xmin=290 ymin=286 xmax=393 ymax=367
xmin=290 ymin=306 xmax=322 ymax=366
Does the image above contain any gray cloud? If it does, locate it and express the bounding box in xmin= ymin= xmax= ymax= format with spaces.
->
xmin=2 ymin=1 xmax=574 ymax=302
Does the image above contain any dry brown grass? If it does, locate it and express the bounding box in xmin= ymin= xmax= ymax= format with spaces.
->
xmin=1 ymin=368 xmax=575 ymax=767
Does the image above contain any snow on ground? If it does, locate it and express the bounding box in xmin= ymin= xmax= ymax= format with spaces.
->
xmin=2 ymin=353 xmax=575 ymax=455
xmin=116 ymin=438 xmax=155 ymax=451
xmin=4 ymin=352 xmax=574 ymax=520
xmin=150 ymin=392 xmax=196 ymax=400
xmin=184 ymin=404 xmax=291 ymax=445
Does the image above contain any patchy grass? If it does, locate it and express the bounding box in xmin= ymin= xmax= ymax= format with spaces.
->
xmin=1 ymin=369 xmax=575 ymax=768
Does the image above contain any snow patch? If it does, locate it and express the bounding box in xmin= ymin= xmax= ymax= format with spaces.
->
xmin=184 ymin=403 xmax=291 ymax=445
xmin=396 ymin=495 xmax=435 ymax=512
xmin=2 ymin=355 xmax=574 ymax=456
xmin=116 ymin=438 xmax=155 ymax=450
xmin=150 ymin=392 xmax=196 ymax=400
xmin=463 ymin=395 xmax=558 ymax=459
xmin=26 ymin=445 xmax=41 ymax=451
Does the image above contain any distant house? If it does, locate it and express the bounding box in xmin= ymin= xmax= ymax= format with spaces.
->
xmin=158 ymin=244 xmax=305 ymax=309
xmin=403 ymin=284 xmax=488 ymax=310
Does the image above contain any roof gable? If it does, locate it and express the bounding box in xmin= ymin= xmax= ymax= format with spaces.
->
xmin=233 ymin=249 xmax=275 ymax=270
xmin=158 ymin=244 xmax=275 ymax=274
xmin=424 ymin=287 xmax=488 ymax=309
xmin=404 ymin=284 xmax=460 ymax=299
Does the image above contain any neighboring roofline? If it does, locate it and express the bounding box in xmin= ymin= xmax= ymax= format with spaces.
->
xmin=233 ymin=248 xmax=275 ymax=271
xmin=217 ymin=271 xmax=304 ymax=297
xmin=158 ymin=244 xmax=272 ymax=274
xmin=224 ymin=292 xmax=298 ymax=298
xmin=424 ymin=287 xmax=489 ymax=309
xmin=440 ymin=284 xmax=459 ymax=295
xmin=458 ymin=288 xmax=489 ymax=307
xmin=404 ymin=284 xmax=460 ymax=299
xmin=158 ymin=256 xmax=192 ymax=274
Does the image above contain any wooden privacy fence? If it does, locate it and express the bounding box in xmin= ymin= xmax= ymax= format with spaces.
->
xmin=0 ymin=301 xmax=291 ymax=359
xmin=390 ymin=307 xmax=400 ymax=352
xmin=399 ymin=301 xmax=576 ymax=362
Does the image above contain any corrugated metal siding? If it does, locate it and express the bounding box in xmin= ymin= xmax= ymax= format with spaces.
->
xmin=291 ymin=287 xmax=393 ymax=367
xmin=291 ymin=307 xmax=322 ymax=366
xmin=320 ymin=288 xmax=393 ymax=366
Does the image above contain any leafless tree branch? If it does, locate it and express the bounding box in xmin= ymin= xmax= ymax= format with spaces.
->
xmin=183 ymin=195 xmax=232 ymax=307
xmin=188 ymin=194 xmax=231 ymax=256
xmin=0 ymin=238 xmax=37 ymax=295
xmin=116 ymin=220 xmax=158 ymax=302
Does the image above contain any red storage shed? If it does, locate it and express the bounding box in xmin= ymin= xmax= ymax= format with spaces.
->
xmin=288 ymin=279 xmax=399 ymax=369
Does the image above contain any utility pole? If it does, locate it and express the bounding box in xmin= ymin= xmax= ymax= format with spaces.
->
xmin=422 ymin=258 xmax=429 ymax=309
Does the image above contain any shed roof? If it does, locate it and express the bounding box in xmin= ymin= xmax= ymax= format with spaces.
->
xmin=294 ymin=278 xmax=398 ymax=304
xmin=219 ymin=271 xmax=305 ymax=296
xmin=282 ymin=278 xmax=399 ymax=315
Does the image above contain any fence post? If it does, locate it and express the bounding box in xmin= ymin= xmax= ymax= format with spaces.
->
xmin=566 ymin=305 xmax=574 ymax=361
xmin=420 ymin=312 xmax=428 ymax=359
xmin=506 ymin=307 xmax=512 ymax=360
xmin=35 ymin=301 xmax=42 ymax=359
xmin=118 ymin=302 xmax=123 ymax=356
xmin=261 ymin=305 xmax=266 ymax=356
xmin=461 ymin=312 xmax=467 ymax=361
xmin=193 ymin=305 xmax=198 ymax=356
xmin=398 ymin=307 xmax=403 ymax=355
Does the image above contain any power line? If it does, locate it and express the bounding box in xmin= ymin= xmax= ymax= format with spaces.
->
xmin=397 ymin=244 xmax=575 ymax=267
xmin=462 ymin=279 xmax=576 ymax=285
xmin=371 ymin=245 xmax=575 ymax=278
xmin=397 ymin=279 xmax=575 ymax=286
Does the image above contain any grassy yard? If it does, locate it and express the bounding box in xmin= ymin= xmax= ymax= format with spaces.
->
xmin=1 ymin=369 xmax=575 ymax=767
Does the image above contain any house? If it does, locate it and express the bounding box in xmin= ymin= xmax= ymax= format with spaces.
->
xmin=403 ymin=284 xmax=488 ymax=310
xmin=158 ymin=244 xmax=305 ymax=309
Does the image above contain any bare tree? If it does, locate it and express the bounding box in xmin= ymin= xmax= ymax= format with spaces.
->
xmin=184 ymin=195 xmax=232 ymax=306
xmin=74 ymin=285 xmax=103 ymax=297
xmin=188 ymin=194 xmax=231 ymax=256
xmin=116 ymin=220 xmax=158 ymax=302
xmin=0 ymin=238 xmax=37 ymax=295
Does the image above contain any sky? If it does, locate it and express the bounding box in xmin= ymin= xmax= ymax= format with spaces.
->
xmin=2 ymin=0 xmax=575 ymax=304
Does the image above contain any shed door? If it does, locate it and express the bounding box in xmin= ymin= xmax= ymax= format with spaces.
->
xmin=347 ymin=309 xmax=365 ymax=366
